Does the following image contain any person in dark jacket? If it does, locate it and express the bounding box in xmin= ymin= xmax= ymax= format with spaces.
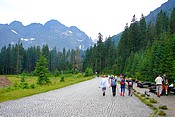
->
xmin=127 ymin=78 xmax=133 ymax=96
xmin=111 ymin=75 xmax=117 ymax=96
xmin=162 ymin=74 xmax=166 ymax=95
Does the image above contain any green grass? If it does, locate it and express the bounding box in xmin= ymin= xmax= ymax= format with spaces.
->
xmin=134 ymin=92 xmax=168 ymax=117
xmin=133 ymin=92 xmax=158 ymax=117
xmin=0 ymin=74 xmax=94 ymax=102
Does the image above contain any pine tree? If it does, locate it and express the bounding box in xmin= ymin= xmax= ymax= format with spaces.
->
xmin=170 ymin=7 xmax=175 ymax=34
xmin=129 ymin=21 xmax=141 ymax=53
xmin=155 ymin=10 xmax=169 ymax=39
xmin=70 ymin=49 xmax=75 ymax=71
xmin=116 ymin=27 xmax=129 ymax=74
xmin=104 ymin=37 xmax=116 ymax=73
xmin=6 ymin=44 xmax=12 ymax=74
xmin=42 ymin=44 xmax=49 ymax=59
xmin=16 ymin=43 xmax=22 ymax=74
xmin=147 ymin=22 xmax=155 ymax=46
xmin=75 ymin=48 xmax=81 ymax=71
xmin=49 ymin=47 xmax=58 ymax=73
xmin=140 ymin=14 xmax=147 ymax=51
xmin=0 ymin=46 xmax=7 ymax=74
xmin=140 ymin=45 xmax=154 ymax=80
xmin=96 ymin=33 xmax=103 ymax=73
xmin=62 ymin=47 xmax=66 ymax=71
xmin=34 ymin=55 xmax=50 ymax=85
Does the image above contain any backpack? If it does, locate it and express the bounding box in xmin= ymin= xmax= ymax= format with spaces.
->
xmin=128 ymin=81 xmax=133 ymax=87
xmin=120 ymin=79 xmax=125 ymax=85
xmin=111 ymin=78 xmax=117 ymax=86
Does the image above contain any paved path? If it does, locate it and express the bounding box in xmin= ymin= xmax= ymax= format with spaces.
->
xmin=0 ymin=78 xmax=152 ymax=117
xmin=133 ymin=83 xmax=175 ymax=117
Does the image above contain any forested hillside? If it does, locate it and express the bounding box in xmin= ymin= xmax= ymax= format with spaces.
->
xmin=83 ymin=8 xmax=175 ymax=83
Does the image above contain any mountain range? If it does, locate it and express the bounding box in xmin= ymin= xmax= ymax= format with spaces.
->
xmin=0 ymin=20 xmax=93 ymax=50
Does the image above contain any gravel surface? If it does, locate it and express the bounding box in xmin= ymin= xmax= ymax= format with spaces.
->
xmin=0 ymin=77 xmax=152 ymax=117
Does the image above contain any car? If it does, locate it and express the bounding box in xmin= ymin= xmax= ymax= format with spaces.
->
xmin=169 ymin=84 xmax=175 ymax=95
xmin=137 ymin=82 xmax=152 ymax=88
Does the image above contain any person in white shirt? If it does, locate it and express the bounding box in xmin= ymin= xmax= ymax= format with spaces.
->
xmin=99 ymin=75 xmax=110 ymax=96
xmin=155 ymin=75 xmax=163 ymax=97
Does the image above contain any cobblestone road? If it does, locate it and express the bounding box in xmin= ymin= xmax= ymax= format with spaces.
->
xmin=0 ymin=78 xmax=152 ymax=117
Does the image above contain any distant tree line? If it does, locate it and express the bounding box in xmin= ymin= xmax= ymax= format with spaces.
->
xmin=83 ymin=8 xmax=175 ymax=83
xmin=0 ymin=43 xmax=83 ymax=75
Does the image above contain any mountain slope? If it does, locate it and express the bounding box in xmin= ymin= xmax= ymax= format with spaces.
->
xmin=0 ymin=20 xmax=93 ymax=50
xmin=112 ymin=0 xmax=175 ymax=46
xmin=145 ymin=0 xmax=175 ymax=24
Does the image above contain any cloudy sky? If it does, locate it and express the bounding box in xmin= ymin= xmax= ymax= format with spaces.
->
xmin=0 ymin=0 xmax=168 ymax=39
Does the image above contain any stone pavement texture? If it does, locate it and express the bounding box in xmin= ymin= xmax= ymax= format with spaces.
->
xmin=0 ymin=77 xmax=152 ymax=117
xmin=133 ymin=83 xmax=175 ymax=117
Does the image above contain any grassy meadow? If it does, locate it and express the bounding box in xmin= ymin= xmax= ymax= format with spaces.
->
xmin=0 ymin=74 xmax=94 ymax=102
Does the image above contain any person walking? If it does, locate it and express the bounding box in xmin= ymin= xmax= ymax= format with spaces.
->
xmin=162 ymin=74 xmax=166 ymax=95
xmin=120 ymin=74 xmax=126 ymax=97
xmin=99 ymin=75 xmax=110 ymax=96
xmin=119 ymin=74 xmax=123 ymax=81
xmin=155 ymin=75 xmax=163 ymax=97
xmin=165 ymin=79 xmax=169 ymax=96
xmin=111 ymin=75 xmax=117 ymax=97
xmin=127 ymin=78 xmax=133 ymax=97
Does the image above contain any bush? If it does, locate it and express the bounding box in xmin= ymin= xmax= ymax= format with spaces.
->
xmin=74 ymin=69 xmax=79 ymax=74
xmin=145 ymin=102 xmax=153 ymax=107
xmin=20 ymin=82 xmax=29 ymax=89
xmin=145 ymin=97 xmax=150 ymax=100
xmin=54 ymin=69 xmax=60 ymax=77
xmin=60 ymin=76 xmax=65 ymax=82
xmin=75 ymin=73 xmax=83 ymax=78
xmin=20 ymin=72 xmax=27 ymax=82
xmin=20 ymin=76 xmax=25 ymax=82
xmin=85 ymin=67 xmax=93 ymax=77
xmin=140 ymin=94 xmax=146 ymax=97
xmin=149 ymin=98 xmax=157 ymax=103
xmin=13 ymin=82 xmax=19 ymax=88
xmin=30 ymin=84 xmax=36 ymax=89
xmin=158 ymin=110 xmax=166 ymax=116
xmin=159 ymin=105 xmax=168 ymax=110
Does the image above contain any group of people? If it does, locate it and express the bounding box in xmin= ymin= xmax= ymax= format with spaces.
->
xmin=155 ymin=74 xmax=169 ymax=97
xmin=99 ymin=74 xmax=133 ymax=97
xmin=99 ymin=73 xmax=170 ymax=98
